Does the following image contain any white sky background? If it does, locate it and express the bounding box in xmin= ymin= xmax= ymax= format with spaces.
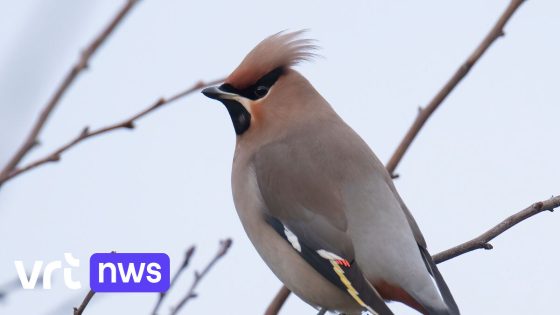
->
xmin=0 ymin=0 xmax=559 ymax=314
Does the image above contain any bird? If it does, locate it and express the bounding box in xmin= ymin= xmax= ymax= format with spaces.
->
xmin=202 ymin=31 xmax=460 ymax=315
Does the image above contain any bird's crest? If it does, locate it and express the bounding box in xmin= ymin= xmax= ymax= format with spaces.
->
xmin=226 ymin=30 xmax=318 ymax=89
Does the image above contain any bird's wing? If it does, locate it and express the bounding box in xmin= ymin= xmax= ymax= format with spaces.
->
xmin=383 ymin=173 xmax=427 ymax=248
xmin=379 ymin=156 xmax=460 ymax=314
xmin=253 ymin=139 xmax=393 ymax=315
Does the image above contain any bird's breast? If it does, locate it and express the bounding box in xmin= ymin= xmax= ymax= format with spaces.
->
xmin=230 ymin=160 xmax=362 ymax=314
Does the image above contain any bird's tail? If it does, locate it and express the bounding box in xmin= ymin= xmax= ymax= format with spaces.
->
xmin=417 ymin=246 xmax=460 ymax=315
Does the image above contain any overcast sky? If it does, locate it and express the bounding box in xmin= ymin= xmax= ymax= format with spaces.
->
xmin=1 ymin=1 xmax=559 ymax=314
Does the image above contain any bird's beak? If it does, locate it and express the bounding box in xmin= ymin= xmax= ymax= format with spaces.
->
xmin=202 ymin=86 xmax=238 ymax=101
xmin=201 ymin=85 xmax=252 ymax=135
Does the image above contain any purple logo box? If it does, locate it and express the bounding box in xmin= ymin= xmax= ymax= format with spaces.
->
xmin=90 ymin=253 xmax=170 ymax=292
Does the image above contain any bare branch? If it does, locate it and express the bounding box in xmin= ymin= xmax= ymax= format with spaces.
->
xmin=0 ymin=276 xmax=40 ymax=301
xmin=0 ymin=275 xmax=43 ymax=302
xmin=0 ymin=0 xmax=140 ymax=184
xmin=434 ymin=195 xmax=560 ymax=264
xmin=0 ymin=278 xmax=19 ymax=301
xmin=264 ymin=286 xmax=291 ymax=315
xmin=151 ymin=246 xmax=196 ymax=315
xmin=265 ymin=1 xmax=528 ymax=313
xmin=73 ymin=290 xmax=95 ymax=315
xmin=170 ymin=239 xmax=232 ymax=315
xmin=0 ymin=78 xmax=224 ymax=186
xmin=385 ymin=0 xmax=526 ymax=176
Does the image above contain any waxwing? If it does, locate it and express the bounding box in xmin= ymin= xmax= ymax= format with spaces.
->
xmin=202 ymin=31 xmax=460 ymax=315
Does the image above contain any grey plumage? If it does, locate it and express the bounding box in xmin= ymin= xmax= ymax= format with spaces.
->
xmin=202 ymin=31 xmax=460 ymax=315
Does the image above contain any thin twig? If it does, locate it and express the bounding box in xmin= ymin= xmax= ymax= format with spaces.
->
xmin=170 ymin=239 xmax=232 ymax=315
xmin=72 ymin=251 xmax=117 ymax=315
xmin=433 ymin=195 xmax=560 ymax=264
xmin=0 ymin=277 xmax=21 ymax=301
xmin=265 ymin=1 xmax=528 ymax=313
xmin=151 ymin=246 xmax=196 ymax=315
xmin=0 ymin=78 xmax=224 ymax=185
xmin=0 ymin=0 xmax=140 ymax=186
xmin=385 ymin=0 xmax=526 ymax=176
xmin=0 ymin=275 xmax=42 ymax=301
xmin=264 ymin=286 xmax=292 ymax=315
xmin=73 ymin=290 xmax=95 ymax=315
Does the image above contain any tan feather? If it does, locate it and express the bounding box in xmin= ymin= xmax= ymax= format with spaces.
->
xmin=226 ymin=30 xmax=318 ymax=89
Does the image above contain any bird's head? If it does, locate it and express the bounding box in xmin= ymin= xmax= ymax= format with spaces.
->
xmin=202 ymin=31 xmax=318 ymax=136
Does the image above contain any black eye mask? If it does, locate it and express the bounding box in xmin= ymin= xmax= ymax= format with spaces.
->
xmin=220 ymin=67 xmax=284 ymax=100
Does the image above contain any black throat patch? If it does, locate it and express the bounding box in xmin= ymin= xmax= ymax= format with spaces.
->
xmin=220 ymin=99 xmax=251 ymax=135
xmin=217 ymin=67 xmax=284 ymax=135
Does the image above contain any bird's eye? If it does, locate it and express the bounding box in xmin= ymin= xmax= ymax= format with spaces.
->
xmin=254 ymin=85 xmax=269 ymax=98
